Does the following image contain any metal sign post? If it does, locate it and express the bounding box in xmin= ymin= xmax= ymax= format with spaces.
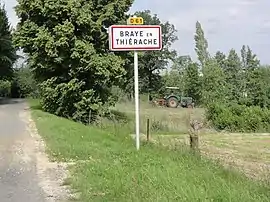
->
xmin=129 ymin=16 xmax=141 ymax=151
xmin=133 ymin=50 xmax=140 ymax=150
xmin=108 ymin=17 xmax=162 ymax=150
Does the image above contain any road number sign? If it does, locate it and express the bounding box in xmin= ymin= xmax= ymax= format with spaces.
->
xmin=127 ymin=17 xmax=144 ymax=25
xmin=109 ymin=25 xmax=162 ymax=51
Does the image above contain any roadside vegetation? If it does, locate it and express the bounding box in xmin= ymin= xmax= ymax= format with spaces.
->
xmin=29 ymin=99 xmax=270 ymax=202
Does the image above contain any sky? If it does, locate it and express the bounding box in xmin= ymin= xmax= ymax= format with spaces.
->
xmin=3 ymin=0 xmax=270 ymax=64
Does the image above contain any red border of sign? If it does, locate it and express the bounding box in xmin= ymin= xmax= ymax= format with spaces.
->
xmin=109 ymin=25 xmax=162 ymax=51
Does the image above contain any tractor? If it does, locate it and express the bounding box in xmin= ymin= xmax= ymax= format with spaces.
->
xmin=154 ymin=86 xmax=194 ymax=108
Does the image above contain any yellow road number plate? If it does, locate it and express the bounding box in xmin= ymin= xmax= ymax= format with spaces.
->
xmin=127 ymin=17 xmax=144 ymax=25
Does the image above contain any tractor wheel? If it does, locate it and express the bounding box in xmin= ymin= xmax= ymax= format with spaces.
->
xmin=167 ymin=97 xmax=178 ymax=108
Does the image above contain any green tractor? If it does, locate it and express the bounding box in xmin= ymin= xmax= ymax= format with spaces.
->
xmin=163 ymin=86 xmax=194 ymax=108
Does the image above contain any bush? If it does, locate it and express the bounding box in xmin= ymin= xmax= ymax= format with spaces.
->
xmin=11 ymin=66 xmax=39 ymax=98
xmin=39 ymin=78 xmax=116 ymax=124
xmin=0 ymin=80 xmax=11 ymax=97
xmin=206 ymin=103 xmax=270 ymax=132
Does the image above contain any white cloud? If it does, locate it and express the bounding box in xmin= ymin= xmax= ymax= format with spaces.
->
xmin=4 ymin=0 xmax=270 ymax=64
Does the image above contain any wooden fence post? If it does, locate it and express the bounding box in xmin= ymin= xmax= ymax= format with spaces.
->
xmin=146 ymin=118 xmax=150 ymax=141
xmin=189 ymin=119 xmax=202 ymax=153
xmin=190 ymin=134 xmax=199 ymax=151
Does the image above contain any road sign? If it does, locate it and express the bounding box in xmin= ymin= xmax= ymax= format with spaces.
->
xmin=109 ymin=25 xmax=162 ymax=51
xmin=127 ymin=17 xmax=144 ymax=25
xmin=108 ymin=22 xmax=163 ymax=151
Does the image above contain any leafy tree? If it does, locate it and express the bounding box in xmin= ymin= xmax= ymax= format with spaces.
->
xmin=11 ymin=64 xmax=38 ymax=98
xmin=215 ymin=51 xmax=226 ymax=70
xmin=14 ymin=0 xmax=133 ymax=122
xmin=182 ymin=62 xmax=201 ymax=103
xmin=171 ymin=55 xmax=192 ymax=73
xmin=194 ymin=21 xmax=209 ymax=69
xmin=201 ymin=59 xmax=227 ymax=106
xmin=161 ymin=55 xmax=192 ymax=93
xmin=241 ymin=45 xmax=260 ymax=70
xmin=162 ymin=69 xmax=182 ymax=90
xmin=194 ymin=22 xmax=223 ymax=105
xmin=240 ymin=45 xmax=261 ymax=106
xmin=224 ymin=49 xmax=244 ymax=103
xmin=124 ymin=10 xmax=178 ymax=101
xmin=246 ymin=66 xmax=270 ymax=108
xmin=0 ymin=80 xmax=11 ymax=97
xmin=0 ymin=3 xmax=17 ymax=80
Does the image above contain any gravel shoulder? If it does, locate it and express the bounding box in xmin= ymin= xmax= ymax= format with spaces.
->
xmin=0 ymin=99 xmax=71 ymax=202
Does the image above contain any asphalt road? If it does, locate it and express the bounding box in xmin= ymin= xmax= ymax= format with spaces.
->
xmin=0 ymin=99 xmax=46 ymax=202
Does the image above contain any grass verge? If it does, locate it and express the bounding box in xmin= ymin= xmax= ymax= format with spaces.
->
xmin=28 ymin=99 xmax=270 ymax=202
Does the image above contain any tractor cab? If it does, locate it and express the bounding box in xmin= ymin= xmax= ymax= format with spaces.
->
xmin=164 ymin=86 xmax=180 ymax=99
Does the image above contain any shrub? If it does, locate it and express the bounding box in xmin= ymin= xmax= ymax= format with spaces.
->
xmin=39 ymin=78 xmax=116 ymax=124
xmin=206 ymin=102 xmax=270 ymax=132
xmin=0 ymin=80 xmax=11 ymax=97
xmin=11 ymin=66 xmax=39 ymax=98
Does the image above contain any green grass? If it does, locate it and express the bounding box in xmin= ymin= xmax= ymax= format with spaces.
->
xmin=28 ymin=99 xmax=270 ymax=202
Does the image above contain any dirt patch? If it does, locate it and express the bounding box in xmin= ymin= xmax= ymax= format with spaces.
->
xmin=20 ymin=106 xmax=75 ymax=201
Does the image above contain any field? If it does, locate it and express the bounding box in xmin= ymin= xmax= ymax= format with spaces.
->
xmin=114 ymin=102 xmax=270 ymax=180
xmin=113 ymin=102 xmax=206 ymax=134
xmin=28 ymin=99 xmax=270 ymax=201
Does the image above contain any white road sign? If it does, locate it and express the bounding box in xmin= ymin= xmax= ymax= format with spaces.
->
xmin=109 ymin=25 xmax=162 ymax=51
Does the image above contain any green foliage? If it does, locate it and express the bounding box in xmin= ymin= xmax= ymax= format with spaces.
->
xmin=14 ymin=0 xmax=133 ymax=122
xmin=162 ymin=55 xmax=193 ymax=96
xmin=11 ymin=65 xmax=39 ymax=98
xmin=162 ymin=69 xmax=183 ymax=91
xmin=206 ymin=103 xmax=270 ymax=132
xmin=194 ymin=21 xmax=209 ymax=68
xmin=40 ymin=78 xmax=112 ymax=123
xmin=244 ymin=66 xmax=270 ymax=107
xmin=183 ymin=62 xmax=201 ymax=103
xmin=0 ymin=3 xmax=17 ymax=80
xmin=201 ymin=59 xmax=227 ymax=106
xmin=0 ymin=80 xmax=11 ymax=97
xmin=161 ymin=21 xmax=270 ymax=133
xmin=215 ymin=51 xmax=226 ymax=69
xmin=223 ymin=49 xmax=245 ymax=103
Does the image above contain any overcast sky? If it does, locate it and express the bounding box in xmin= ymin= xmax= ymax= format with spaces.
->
xmin=4 ymin=0 xmax=270 ymax=64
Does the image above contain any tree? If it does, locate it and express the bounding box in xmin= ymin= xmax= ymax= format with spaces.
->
xmin=0 ymin=80 xmax=11 ymax=97
xmin=201 ymin=59 xmax=227 ymax=105
xmin=245 ymin=66 xmax=270 ymax=108
xmin=215 ymin=51 xmax=226 ymax=70
xmin=14 ymin=0 xmax=133 ymax=122
xmin=194 ymin=21 xmax=209 ymax=69
xmin=194 ymin=22 xmax=220 ymax=105
xmin=224 ymin=49 xmax=244 ymax=103
xmin=240 ymin=45 xmax=261 ymax=105
xmin=241 ymin=45 xmax=260 ymax=71
xmin=123 ymin=10 xmax=178 ymax=101
xmin=0 ymin=3 xmax=17 ymax=80
xmin=11 ymin=64 xmax=38 ymax=98
xmin=163 ymin=55 xmax=192 ymax=93
xmin=182 ymin=62 xmax=201 ymax=103
xmin=162 ymin=69 xmax=182 ymax=90
xmin=171 ymin=55 xmax=192 ymax=73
